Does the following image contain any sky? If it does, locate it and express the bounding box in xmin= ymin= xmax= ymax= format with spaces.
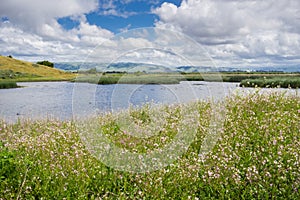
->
xmin=0 ymin=0 xmax=299 ymax=68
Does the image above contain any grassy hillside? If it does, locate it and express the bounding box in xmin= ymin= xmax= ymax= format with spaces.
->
xmin=0 ymin=56 xmax=75 ymax=82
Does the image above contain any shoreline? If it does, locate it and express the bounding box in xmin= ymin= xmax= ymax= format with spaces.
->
xmin=1 ymin=71 xmax=299 ymax=89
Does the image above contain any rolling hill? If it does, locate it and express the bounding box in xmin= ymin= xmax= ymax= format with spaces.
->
xmin=0 ymin=56 xmax=75 ymax=81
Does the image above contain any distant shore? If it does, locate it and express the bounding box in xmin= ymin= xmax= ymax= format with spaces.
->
xmin=1 ymin=55 xmax=299 ymax=89
xmin=1 ymin=71 xmax=300 ymax=89
xmin=73 ymin=71 xmax=300 ymax=88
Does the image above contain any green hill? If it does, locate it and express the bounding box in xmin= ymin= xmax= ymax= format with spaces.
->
xmin=0 ymin=56 xmax=76 ymax=82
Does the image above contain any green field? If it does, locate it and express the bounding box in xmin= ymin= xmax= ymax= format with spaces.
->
xmin=1 ymin=92 xmax=299 ymax=199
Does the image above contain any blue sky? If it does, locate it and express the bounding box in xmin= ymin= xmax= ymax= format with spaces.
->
xmin=67 ymin=0 xmax=182 ymax=33
xmin=0 ymin=0 xmax=299 ymax=68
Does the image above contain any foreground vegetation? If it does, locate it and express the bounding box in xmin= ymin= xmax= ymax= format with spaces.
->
xmin=1 ymin=92 xmax=299 ymax=199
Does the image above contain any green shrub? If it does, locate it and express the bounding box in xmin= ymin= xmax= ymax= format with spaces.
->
xmin=0 ymin=81 xmax=18 ymax=89
xmin=37 ymin=60 xmax=54 ymax=68
xmin=98 ymin=75 xmax=120 ymax=84
xmin=225 ymin=75 xmax=260 ymax=82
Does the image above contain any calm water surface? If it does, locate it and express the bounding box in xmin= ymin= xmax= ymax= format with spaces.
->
xmin=0 ymin=81 xmax=298 ymax=122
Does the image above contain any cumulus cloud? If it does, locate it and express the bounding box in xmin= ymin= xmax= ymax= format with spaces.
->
xmin=154 ymin=0 xmax=300 ymax=66
xmin=0 ymin=21 xmax=97 ymax=61
xmin=87 ymin=28 xmax=213 ymax=68
xmin=1 ymin=0 xmax=299 ymax=67
xmin=0 ymin=0 xmax=116 ymax=61
xmin=0 ymin=0 xmax=98 ymax=34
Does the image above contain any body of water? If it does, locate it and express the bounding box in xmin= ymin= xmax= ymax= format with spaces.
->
xmin=0 ymin=81 xmax=298 ymax=122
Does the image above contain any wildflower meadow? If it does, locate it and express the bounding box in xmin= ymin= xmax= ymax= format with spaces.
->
xmin=0 ymin=91 xmax=299 ymax=199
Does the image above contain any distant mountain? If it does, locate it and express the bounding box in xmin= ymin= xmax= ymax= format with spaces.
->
xmin=54 ymin=62 xmax=224 ymax=73
xmin=55 ymin=62 xmax=175 ymax=73
xmin=54 ymin=62 xmax=300 ymax=73
xmin=251 ymin=66 xmax=300 ymax=73
xmin=54 ymin=62 xmax=100 ymax=71
xmin=54 ymin=63 xmax=81 ymax=71
xmin=175 ymin=66 xmax=240 ymax=72
xmin=106 ymin=62 xmax=174 ymax=73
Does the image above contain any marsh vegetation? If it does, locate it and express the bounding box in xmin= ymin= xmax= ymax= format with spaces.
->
xmin=75 ymin=72 xmax=300 ymax=88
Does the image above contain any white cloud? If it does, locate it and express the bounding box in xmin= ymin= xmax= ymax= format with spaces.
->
xmin=1 ymin=0 xmax=299 ymax=67
xmin=100 ymin=9 xmax=137 ymax=18
xmin=154 ymin=0 xmax=300 ymax=66
xmin=0 ymin=19 xmax=116 ymax=62
xmin=0 ymin=0 xmax=98 ymax=33
xmin=97 ymin=0 xmax=160 ymax=18
xmin=119 ymin=24 xmax=132 ymax=33
xmin=98 ymin=0 xmax=137 ymax=18
xmin=87 ymin=28 xmax=214 ymax=68
xmin=0 ymin=0 xmax=116 ymax=61
xmin=120 ymin=0 xmax=160 ymax=5
xmin=87 ymin=34 xmax=155 ymax=63
xmin=0 ymin=22 xmax=95 ymax=61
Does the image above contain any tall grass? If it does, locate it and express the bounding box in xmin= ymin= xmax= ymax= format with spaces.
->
xmin=75 ymin=72 xmax=300 ymax=86
xmin=0 ymin=92 xmax=299 ymax=199
xmin=0 ymin=81 xmax=18 ymax=89
xmin=75 ymin=73 xmax=183 ymax=84
xmin=240 ymin=77 xmax=300 ymax=88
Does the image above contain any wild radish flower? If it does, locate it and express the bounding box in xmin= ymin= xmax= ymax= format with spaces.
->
xmin=265 ymin=171 xmax=272 ymax=178
xmin=207 ymin=170 xmax=213 ymax=177
xmin=1 ymin=91 xmax=299 ymax=198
